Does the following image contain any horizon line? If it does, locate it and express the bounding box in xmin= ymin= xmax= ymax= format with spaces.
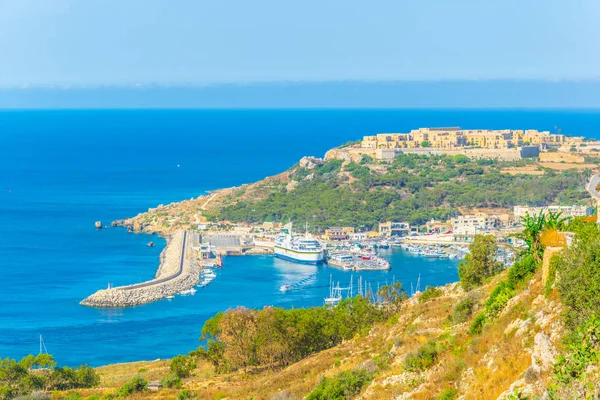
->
xmin=3 ymin=78 xmax=600 ymax=90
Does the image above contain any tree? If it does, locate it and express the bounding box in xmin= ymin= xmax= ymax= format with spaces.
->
xmin=553 ymin=222 xmax=600 ymax=330
xmin=218 ymin=307 xmax=258 ymax=372
xmin=458 ymin=235 xmax=502 ymax=290
xmin=421 ymin=140 xmax=431 ymax=148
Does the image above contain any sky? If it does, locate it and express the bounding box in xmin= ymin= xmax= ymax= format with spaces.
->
xmin=1 ymin=0 xmax=600 ymax=88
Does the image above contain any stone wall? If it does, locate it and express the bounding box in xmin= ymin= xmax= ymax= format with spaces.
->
xmin=539 ymin=152 xmax=585 ymax=163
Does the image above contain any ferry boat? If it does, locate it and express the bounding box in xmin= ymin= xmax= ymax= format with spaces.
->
xmin=274 ymin=223 xmax=325 ymax=264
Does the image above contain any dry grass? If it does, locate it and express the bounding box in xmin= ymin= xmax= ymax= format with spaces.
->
xmin=58 ymin=272 xmax=564 ymax=399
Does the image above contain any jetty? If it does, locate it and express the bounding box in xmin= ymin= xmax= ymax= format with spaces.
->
xmin=80 ymin=230 xmax=201 ymax=307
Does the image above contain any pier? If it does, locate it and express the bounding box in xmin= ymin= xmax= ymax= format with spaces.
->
xmin=80 ymin=230 xmax=201 ymax=307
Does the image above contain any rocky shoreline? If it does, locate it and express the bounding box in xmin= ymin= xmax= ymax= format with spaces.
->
xmin=80 ymin=230 xmax=200 ymax=308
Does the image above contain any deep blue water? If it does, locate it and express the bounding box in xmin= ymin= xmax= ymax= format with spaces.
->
xmin=1 ymin=109 xmax=600 ymax=366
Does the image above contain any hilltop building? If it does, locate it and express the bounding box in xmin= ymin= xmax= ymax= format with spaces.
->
xmin=362 ymin=127 xmax=571 ymax=151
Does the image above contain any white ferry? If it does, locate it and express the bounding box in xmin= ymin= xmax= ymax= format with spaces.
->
xmin=274 ymin=223 xmax=325 ymax=264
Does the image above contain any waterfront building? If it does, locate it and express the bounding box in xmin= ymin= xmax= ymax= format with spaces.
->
xmin=323 ymin=227 xmax=348 ymax=241
xmin=450 ymin=213 xmax=501 ymax=235
xmin=378 ymin=221 xmax=410 ymax=236
xmin=351 ymin=232 xmax=368 ymax=241
xmin=513 ymin=205 xmax=593 ymax=220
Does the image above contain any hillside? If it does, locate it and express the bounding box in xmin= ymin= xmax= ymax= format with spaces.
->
xmin=71 ymin=270 xmax=569 ymax=399
xmin=119 ymin=149 xmax=597 ymax=235
xmin=6 ymin=214 xmax=600 ymax=399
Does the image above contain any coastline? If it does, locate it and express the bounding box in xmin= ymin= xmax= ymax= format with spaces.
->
xmin=80 ymin=230 xmax=200 ymax=308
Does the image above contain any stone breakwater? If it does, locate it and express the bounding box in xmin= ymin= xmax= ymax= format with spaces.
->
xmin=80 ymin=230 xmax=200 ymax=308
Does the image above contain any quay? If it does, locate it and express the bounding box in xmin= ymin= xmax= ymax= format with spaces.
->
xmin=80 ymin=230 xmax=201 ymax=308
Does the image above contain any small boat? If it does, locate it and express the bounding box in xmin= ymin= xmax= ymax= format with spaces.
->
xmin=166 ymin=295 xmax=175 ymax=300
xmin=379 ymin=240 xmax=390 ymax=249
xmin=147 ymin=241 xmax=155 ymax=247
xmin=280 ymin=284 xmax=293 ymax=292
xmin=179 ymin=288 xmax=197 ymax=296
xmin=203 ymin=269 xmax=216 ymax=277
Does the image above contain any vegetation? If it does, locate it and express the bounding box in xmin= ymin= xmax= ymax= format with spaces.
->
xmin=552 ymin=221 xmax=600 ymax=331
xmin=0 ymin=354 xmax=99 ymax=400
xmin=403 ymin=340 xmax=440 ymax=372
xmin=115 ymin=376 xmax=147 ymax=397
xmin=419 ymin=285 xmax=444 ymax=303
xmin=195 ymin=297 xmax=387 ymax=373
xmin=213 ymin=154 xmax=589 ymax=228
xmin=305 ymin=368 xmax=372 ymax=400
xmin=458 ymin=235 xmax=502 ymax=290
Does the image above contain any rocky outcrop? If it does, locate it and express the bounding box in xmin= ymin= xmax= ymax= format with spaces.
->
xmin=298 ymin=156 xmax=324 ymax=169
xmin=286 ymin=180 xmax=299 ymax=192
xmin=324 ymin=148 xmax=353 ymax=163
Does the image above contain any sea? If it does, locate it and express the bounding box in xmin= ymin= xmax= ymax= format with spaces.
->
xmin=2 ymin=109 xmax=600 ymax=367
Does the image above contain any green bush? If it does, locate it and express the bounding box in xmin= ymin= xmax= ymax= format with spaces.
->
xmin=160 ymin=373 xmax=182 ymax=388
xmin=404 ymin=340 xmax=439 ymax=372
xmin=305 ymin=368 xmax=372 ymax=400
xmin=469 ymin=313 xmax=487 ymax=335
xmin=177 ymin=389 xmax=194 ymax=400
xmin=437 ymin=387 xmax=458 ymax=400
xmin=452 ymin=293 xmax=478 ymax=323
xmin=485 ymin=281 xmax=515 ymax=318
xmin=553 ymin=222 xmax=600 ymax=329
xmin=170 ymin=355 xmax=196 ymax=378
xmin=419 ymin=286 xmax=443 ymax=303
xmin=116 ymin=376 xmax=147 ymax=397
xmin=507 ymin=255 xmax=537 ymax=288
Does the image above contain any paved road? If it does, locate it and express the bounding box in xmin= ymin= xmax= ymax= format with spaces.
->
xmin=587 ymin=174 xmax=600 ymax=201
xmin=120 ymin=230 xmax=188 ymax=291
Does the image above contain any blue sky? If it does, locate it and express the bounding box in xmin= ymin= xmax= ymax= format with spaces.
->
xmin=1 ymin=0 xmax=599 ymax=87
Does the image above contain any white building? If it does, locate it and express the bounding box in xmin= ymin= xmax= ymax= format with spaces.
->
xmin=513 ymin=205 xmax=593 ymax=220
xmin=451 ymin=213 xmax=501 ymax=235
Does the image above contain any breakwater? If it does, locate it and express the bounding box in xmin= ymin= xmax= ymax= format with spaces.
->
xmin=80 ymin=230 xmax=200 ymax=307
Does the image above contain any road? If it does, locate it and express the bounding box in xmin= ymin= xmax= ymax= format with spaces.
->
xmin=586 ymin=174 xmax=600 ymax=201
xmin=120 ymin=230 xmax=188 ymax=290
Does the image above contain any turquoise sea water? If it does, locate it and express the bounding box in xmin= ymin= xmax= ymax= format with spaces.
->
xmin=2 ymin=109 xmax=600 ymax=366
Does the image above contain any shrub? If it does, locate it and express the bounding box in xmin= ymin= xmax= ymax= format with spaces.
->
xmin=177 ymin=389 xmax=194 ymax=400
xmin=305 ymin=368 xmax=372 ymax=400
xmin=404 ymin=340 xmax=439 ymax=372
xmin=437 ymin=387 xmax=458 ymax=400
xmin=419 ymin=286 xmax=443 ymax=303
xmin=469 ymin=313 xmax=487 ymax=335
xmin=485 ymin=281 xmax=515 ymax=318
xmin=507 ymin=254 xmax=537 ymax=288
xmin=116 ymin=376 xmax=147 ymax=397
xmin=452 ymin=293 xmax=478 ymax=324
xmin=170 ymin=355 xmax=196 ymax=378
xmin=160 ymin=373 xmax=182 ymax=388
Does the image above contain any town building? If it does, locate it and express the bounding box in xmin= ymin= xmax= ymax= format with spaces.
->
xmin=378 ymin=221 xmax=410 ymax=236
xmin=450 ymin=213 xmax=502 ymax=236
xmin=362 ymin=127 xmax=569 ymax=151
xmin=513 ymin=205 xmax=594 ymax=220
xmin=323 ymin=226 xmax=355 ymax=241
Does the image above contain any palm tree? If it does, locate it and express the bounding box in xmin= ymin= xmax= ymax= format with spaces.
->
xmin=514 ymin=211 xmax=546 ymax=263
xmin=544 ymin=210 xmax=570 ymax=230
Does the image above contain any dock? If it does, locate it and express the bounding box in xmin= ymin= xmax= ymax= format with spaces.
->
xmin=80 ymin=230 xmax=201 ymax=308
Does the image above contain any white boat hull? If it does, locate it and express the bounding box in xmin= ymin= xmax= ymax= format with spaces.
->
xmin=274 ymin=246 xmax=325 ymax=264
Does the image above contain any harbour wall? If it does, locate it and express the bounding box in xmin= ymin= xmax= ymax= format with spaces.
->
xmin=80 ymin=230 xmax=200 ymax=308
